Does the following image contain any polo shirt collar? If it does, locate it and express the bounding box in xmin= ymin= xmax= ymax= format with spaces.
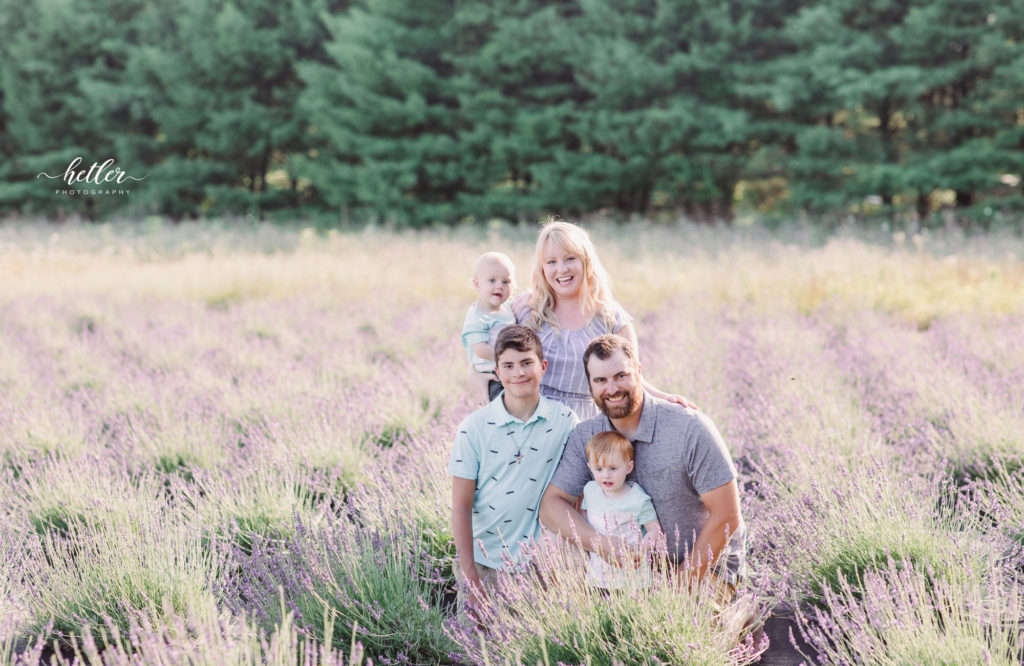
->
xmin=633 ymin=391 xmax=658 ymax=444
xmin=486 ymin=392 xmax=551 ymax=427
xmin=595 ymin=391 xmax=657 ymax=444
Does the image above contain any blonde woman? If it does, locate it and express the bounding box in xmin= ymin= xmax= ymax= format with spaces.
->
xmin=513 ymin=220 xmax=691 ymax=419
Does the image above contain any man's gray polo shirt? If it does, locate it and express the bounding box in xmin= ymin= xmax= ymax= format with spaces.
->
xmin=549 ymin=392 xmax=745 ymax=583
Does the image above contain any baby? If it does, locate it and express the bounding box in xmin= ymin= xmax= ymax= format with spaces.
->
xmin=461 ymin=252 xmax=516 ymax=406
xmin=581 ymin=431 xmax=663 ymax=589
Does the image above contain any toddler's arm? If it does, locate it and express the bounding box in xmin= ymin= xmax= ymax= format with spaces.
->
xmin=467 ymin=366 xmax=492 ymax=406
xmin=471 ymin=342 xmax=495 ymax=362
xmin=641 ymin=518 xmax=665 ymax=550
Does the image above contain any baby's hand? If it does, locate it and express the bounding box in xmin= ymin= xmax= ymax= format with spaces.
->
xmin=642 ymin=529 xmax=666 ymax=553
xmin=594 ymin=535 xmax=644 ymax=569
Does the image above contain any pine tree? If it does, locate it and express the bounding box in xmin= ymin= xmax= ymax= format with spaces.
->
xmin=773 ymin=0 xmax=1024 ymax=219
xmin=0 ymin=0 xmax=148 ymax=218
xmin=450 ymin=0 xmax=585 ymax=222
xmin=891 ymin=1 xmax=1017 ymax=218
xmin=97 ymin=0 xmax=330 ymax=218
xmin=297 ymin=0 xmax=461 ymax=226
xmin=773 ymin=0 xmax=918 ymax=214
xmin=977 ymin=1 xmax=1024 ymax=216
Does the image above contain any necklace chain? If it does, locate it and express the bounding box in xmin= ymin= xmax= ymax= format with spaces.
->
xmin=504 ymin=421 xmax=535 ymax=464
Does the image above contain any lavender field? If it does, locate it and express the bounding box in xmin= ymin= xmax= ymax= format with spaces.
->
xmin=1 ymin=220 xmax=1023 ymax=665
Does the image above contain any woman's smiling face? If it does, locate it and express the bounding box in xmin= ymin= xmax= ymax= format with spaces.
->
xmin=541 ymin=239 xmax=584 ymax=299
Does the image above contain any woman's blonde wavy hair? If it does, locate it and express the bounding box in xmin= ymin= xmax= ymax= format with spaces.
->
xmin=523 ymin=219 xmax=618 ymax=332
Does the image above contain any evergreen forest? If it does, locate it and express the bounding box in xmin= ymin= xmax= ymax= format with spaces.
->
xmin=2 ymin=0 xmax=1023 ymax=226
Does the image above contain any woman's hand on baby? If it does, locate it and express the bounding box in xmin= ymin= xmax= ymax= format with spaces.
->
xmin=667 ymin=394 xmax=699 ymax=410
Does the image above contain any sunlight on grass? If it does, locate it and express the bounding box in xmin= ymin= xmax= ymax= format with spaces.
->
xmin=3 ymin=222 xmax=1023 ymax=325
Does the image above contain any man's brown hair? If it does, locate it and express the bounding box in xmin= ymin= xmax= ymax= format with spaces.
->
xmin=495 ymin=324 xmax=544 ymax=364
xmin=582 ymin=334 xmax=637 ymax=381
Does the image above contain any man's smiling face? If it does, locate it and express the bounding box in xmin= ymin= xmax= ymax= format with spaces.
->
xmin=587 ymin=349 xmax=642 ymax=419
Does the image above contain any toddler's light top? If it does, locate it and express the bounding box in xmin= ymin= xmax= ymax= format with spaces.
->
xmin=582 ymin=481 xmax=657 ymax=588
xmin=462 ymin=302 xmax=515 ymax=372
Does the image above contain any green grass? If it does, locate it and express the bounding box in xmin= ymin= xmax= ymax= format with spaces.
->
xmin=244 ymin=520 xmax=457 ymax=664
xmin=769 ymin=467 xmax=1003 ymax=607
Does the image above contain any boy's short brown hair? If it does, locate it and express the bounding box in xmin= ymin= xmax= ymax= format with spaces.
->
xmin=586 ymin=431 xmax=634 ymax=466
xmin=495 ymin=324 xmax=544 ymax=364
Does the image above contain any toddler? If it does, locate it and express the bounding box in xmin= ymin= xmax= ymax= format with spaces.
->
xmin=461 ymin=252 xmax=516 ymax=405
xmin=581 ymin=431 xmax=663 ymax=589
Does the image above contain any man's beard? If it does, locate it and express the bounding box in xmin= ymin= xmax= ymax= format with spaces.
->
xmin=596 ymin=387 xmax=639 ymax=419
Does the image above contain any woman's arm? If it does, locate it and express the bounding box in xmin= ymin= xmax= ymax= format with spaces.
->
xmin=617 ymin=323 xmax=698 ymax=409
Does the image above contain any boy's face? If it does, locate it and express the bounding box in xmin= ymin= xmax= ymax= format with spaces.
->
xmin=473 ymin=260 xmax=513 ymax=310
xmin=495 ymin=348 xmax=546 ymax=401
xmin=588 ymin=451 xmax=634 ymax=495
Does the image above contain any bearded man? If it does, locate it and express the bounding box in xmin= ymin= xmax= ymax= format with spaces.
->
xmin=539 ymin=334 xmax=746 ymax=600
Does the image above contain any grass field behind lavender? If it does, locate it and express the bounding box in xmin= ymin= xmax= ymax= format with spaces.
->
xmin=1 ymin=219 xmax=1023 ymax=665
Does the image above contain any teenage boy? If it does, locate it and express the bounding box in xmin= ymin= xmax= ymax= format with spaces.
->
xmin=448 ymin=325 xmax=578 ymax=620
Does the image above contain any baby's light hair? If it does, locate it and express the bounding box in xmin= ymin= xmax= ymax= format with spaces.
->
xmin=473 ymin=251 xmax=516 ymax=281
xmin=586 ymin=431 xmax=634 ymax=467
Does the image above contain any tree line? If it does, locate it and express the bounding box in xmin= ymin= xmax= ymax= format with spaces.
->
xmin=1 ymin=0 xmax=1022 ymax=226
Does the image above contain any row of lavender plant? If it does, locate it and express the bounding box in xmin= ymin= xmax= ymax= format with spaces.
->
xmin=700 ymin=304 xmax=1023 ymax=662
xmin=3 ymin=224 xmax=1023 ymax=663
xmin=0 ymin=291 xmax=470 ymax=664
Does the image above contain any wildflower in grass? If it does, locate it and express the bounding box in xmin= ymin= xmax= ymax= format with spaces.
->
xmin=5 ymin=456 xmax=159 ymax=540
xmin=349 ymin=413 xmax=463 ymax=573
xmin=3 ymin=223 xmax=1024 ymax=662
xmin=966 ymin=463 xmax=1024 ymax=550
xmin=65 ymin=602 xmax=368 ymax=666
xmin=0 ymin=522 xmax=34 ymax=662
xmin=795 ymin=558 xmax=1023 ymax=665
xmin=821 ymin=310 xmax=1024 ymax=480
xmin=717 ymin=310 xmax=882 ymax=477
xmin=178 ymin=462 xmax=326 ymax=555
xmin=925 ymin=315 xmax=1024 ymax=416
